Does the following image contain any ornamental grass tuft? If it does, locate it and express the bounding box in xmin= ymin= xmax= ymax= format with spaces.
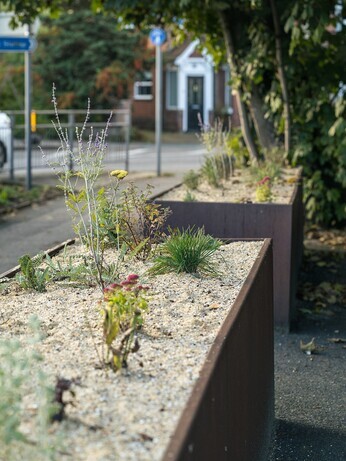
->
xmin=149 ymin=227 xmax=221 ymax=276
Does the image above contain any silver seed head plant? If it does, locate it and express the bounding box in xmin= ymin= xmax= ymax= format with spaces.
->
xmin=43 ymin=85 xmax=127 ymax=290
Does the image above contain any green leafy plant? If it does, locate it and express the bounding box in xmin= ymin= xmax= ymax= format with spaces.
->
xmin=183 ymin=170 xmax=200 ymax=190
xmin=101 ymin=274 xmax=149 ymax=371
xmin=183 ymin=190 xmax=197 ymax=202
xmin=255 ymin=176 xmax=273 ymax=202
xmin=108 ymin=183 xmax=171 ymax=261
xmin=0 ymin=317 xmax=60 ymax=461
xmin=44 ymin=251 xmax=93 ymax=285
xmin=149 ymin=227 xmax=221 ymax=276
xmin=16 ymin=253 xmax=50 ymax=292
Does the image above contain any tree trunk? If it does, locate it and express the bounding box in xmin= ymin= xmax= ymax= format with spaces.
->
xmin=269 ymin=0 xmax=291 ymax=154
xmin=248 ymin=83 xmax=277 ymax=151
xmin=218 ymin=10 xmax=259 ymax=162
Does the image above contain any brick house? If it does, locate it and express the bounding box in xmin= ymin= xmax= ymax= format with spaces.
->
xmin=132 ymin=40 xmax=240 ymax=132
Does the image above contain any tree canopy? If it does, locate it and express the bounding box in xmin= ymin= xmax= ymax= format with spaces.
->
xmin=0 ymin=5 xmax=152 ymax=110
xmin=34 ymin=8 xmax=152 ymax=109
xmin=1 ymin=0 xmax=346 ymax=225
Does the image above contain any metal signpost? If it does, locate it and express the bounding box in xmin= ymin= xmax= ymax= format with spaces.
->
xmin=149 ymin=28 xmax=166 ymax=176
xmin=0 ymin=33 xmax=37 ymax=189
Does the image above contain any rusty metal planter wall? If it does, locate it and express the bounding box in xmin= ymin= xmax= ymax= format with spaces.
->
xmin=163 ymin=239 xmax=274 ymax=461
xmin=152 ymin=176 xmax=303 ymax=328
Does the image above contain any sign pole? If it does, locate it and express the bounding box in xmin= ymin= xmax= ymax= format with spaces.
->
xmin=155 ymin=43 xmax=163 ymax=177
xmin=24 ymin=24 xmax=32 ymax=190
xmin=149 ymin=28 xmax=166 ymax=177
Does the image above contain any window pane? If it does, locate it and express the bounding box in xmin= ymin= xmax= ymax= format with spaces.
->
xmin=168 ymin=71 xmax=178 ymax=107
xmin=134 ymin=81 xmax=153 ymax=100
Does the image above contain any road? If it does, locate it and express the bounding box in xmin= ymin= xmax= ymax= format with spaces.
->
xmin=0 ymin=142 xmax=206 ymax=178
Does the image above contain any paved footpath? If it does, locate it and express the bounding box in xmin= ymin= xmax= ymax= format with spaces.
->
xmin=269 ymin=238 xmax=346 ymax=460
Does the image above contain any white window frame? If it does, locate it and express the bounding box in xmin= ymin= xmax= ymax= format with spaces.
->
xmin=166 ymin=69 xmax=178 ymax=109
xmin=133 ymin=81 xmax=153 ymax=100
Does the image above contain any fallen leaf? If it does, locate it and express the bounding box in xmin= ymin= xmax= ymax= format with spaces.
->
xmin=300 ymin=338 xmax=317 ymax=355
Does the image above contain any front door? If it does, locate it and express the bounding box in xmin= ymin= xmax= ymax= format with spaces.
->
xmin=187 ymin=76 xmax=204 ymax=131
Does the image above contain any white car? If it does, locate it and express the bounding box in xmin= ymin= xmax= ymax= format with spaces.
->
xmin=0 ymin=112 xmax=11 ymax=169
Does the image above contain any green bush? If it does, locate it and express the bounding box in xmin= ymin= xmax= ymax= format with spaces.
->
xmin=291 ymin=101 xmax=346 ymax=226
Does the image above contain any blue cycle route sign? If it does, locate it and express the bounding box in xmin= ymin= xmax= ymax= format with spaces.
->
xmin=149 ymin=28 xmax=166 ymax=46
xmin=0 ymin=36 xmax=37 ymax=52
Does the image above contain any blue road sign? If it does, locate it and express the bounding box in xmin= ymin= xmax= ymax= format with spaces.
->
xmin=0 ymin=36 xmax=37 ymax=52
xmin=149 ymin=28 xmax=166 ymax=46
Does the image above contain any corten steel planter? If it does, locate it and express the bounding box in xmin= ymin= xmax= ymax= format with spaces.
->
xmin=152 ymin=174 xmax=304 ymax=328
xmin=0 ymin=239 xmax=274 ymax=460
xmin=163 ymin=239 xmax=274 ymax=461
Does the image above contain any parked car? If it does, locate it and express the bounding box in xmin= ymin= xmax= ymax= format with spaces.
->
xmin=0 ymin=112 xmax=11 ymax=169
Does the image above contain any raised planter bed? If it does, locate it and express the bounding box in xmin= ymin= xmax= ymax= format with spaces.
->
xmin=0 ymin=238 xmax=273 ymax=461
xmin=152 ymin=172 xmax=304 ymax=328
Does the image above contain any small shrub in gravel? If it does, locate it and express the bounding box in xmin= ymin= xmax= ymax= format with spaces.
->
xmin=102 ymin=274 xmax=149 ymax=371
xmin=183 ymin=190 xmax=197 ymax=202
xmin=149 ymin=227 xmax=221 ymax=276
xmin=111 ymin=183 xmax=171 ymax=261
xmin=183 ymin=170 xmax=200 ymax=190
xmin=16 ymin=253 xmax=50 ymax=292
xmin=255 ymin=176 xmax=273 ymax=202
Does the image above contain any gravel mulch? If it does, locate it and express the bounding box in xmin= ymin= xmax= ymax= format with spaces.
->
xmin=160 ymin=168 xmax=300 ymax=204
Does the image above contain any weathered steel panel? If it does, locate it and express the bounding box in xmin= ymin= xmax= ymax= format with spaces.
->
xmin=163 ymin=239 xmax=274 ymax=461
